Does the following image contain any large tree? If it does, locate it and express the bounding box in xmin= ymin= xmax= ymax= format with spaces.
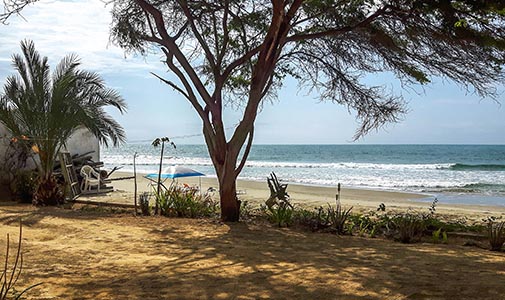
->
xmin=110 ymin=0 xmax=505 ymax=221
xmin=0 ymin=0 xmax=37 ymax=24
xmin=0 ymin=40 xmax=127 ymax=204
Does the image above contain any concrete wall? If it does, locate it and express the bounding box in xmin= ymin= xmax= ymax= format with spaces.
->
xmin=63 ymin=127 xmax=100 ymax=161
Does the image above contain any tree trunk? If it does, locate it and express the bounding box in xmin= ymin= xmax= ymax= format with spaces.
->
xmin=218 ymin=172 xmax=240 ymax=222
xmin=211 ymin=141 xmax=242 ymax=222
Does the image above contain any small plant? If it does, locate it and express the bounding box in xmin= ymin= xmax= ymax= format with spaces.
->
xmin=432 ymin=227 xmax=448 ymax=244
xmin=292 ymin=208 xmax=320 ymax=230
xmin=32 ymin=175 xmax=65 ymax=206
xmin=327 ymin=202 xmax=353 ymax=235
xmin=139 ymin=192 xmax=151 ymax=216
xmin=153 ymin=184 xmax=218 ymax=218
xmin=1 ymin=222 xmax=42 ymax=300
xmin=239 ymin=200 xmax=258 ymax=222
xmin=487 ymin=221 xmax=505 ymax=251
xmin=266 ymin=201 xmax=294 ymax=227
xmin=12 ymin=171 xmax=37 ymax=203
xmin=391 ymin=213 xmax=426 ymax=243
xmin=151 ymin=137 xmax=176 ymax=214
xmin=349 ymin=213 xmax=378 ymax=237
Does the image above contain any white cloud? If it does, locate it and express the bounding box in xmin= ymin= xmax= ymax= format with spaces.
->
xmin=0 ymin=0 xmax=163 ymax=77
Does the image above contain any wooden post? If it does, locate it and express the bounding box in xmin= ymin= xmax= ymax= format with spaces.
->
xmin=155 ymin=141 xmax=165 ymax=215
xmin=133 ymin=152 xmax=138 ymax=216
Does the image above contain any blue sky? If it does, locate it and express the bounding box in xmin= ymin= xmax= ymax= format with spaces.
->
xmin=1 ymin=0 xmax=504 ymax=145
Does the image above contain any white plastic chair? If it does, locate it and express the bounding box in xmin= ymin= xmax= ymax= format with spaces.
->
xmin=80 ymin=165 xmax=101 ymax=192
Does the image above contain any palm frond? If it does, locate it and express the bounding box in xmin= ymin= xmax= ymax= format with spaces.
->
xmin=0 ymin=40 xmax=127 ymax=179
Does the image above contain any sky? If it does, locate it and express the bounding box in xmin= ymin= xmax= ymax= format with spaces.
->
xmin=0 ymin=0 xmax=504 ymax=145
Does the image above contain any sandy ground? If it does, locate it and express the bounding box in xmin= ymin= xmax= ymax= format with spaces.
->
xmin=2 ymin=174 xmax=505 ymax=299
xmin=0 ymin=203 xmax=505 ymax=300
xmin=87 ymin=172 xmax=505 ymax=222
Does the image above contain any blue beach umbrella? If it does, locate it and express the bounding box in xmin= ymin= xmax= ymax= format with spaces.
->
xmin=146 ymin=166 xmax=206 ymax=193
xmin=146 ymin=166 xmax=205 ymax=179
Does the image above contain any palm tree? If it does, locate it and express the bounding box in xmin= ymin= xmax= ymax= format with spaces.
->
xmin=0 ymin=40 xmax=127 ymax=204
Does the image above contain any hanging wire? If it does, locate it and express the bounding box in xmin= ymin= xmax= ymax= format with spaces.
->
xmin=0 ymin=125 xmax=238 ymax=143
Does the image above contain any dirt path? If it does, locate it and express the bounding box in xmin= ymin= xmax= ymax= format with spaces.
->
xmin=1 ymin=203 xmax=504 ymax=300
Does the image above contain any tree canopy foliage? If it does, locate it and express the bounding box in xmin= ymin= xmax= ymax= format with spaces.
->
xmin=0 ymin=0 xmax=37 ymax=24
xmin=110 ymin=0 xmax=505 ymax=221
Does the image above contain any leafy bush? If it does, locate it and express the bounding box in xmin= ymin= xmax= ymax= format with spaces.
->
xmin=139 ymin=192 xmax=151 ymax=216
xmin=154 ymin=184 xmax=218 ymax=218
xmin=239 ymin=200 xmax=259 ymax=222
xmin=1 ymin=222 xmax=42 ymax=300
xmin=265 ymin=201 xmax=294 ymax=227
xmin=432 ymin=227 xmax=448 ymax=244
xmin=32 ymin=175 xmax=64 ymax=206
xmin=349 ymin=214 xmax=376 ymax=237
xmin=327 ymin=202 xmax=353 ymax=235
xmin=487 ymin=221 xmax=505 ymax=251
xmin=292 ymin=207 xmax=320 ymax=230
xmin=390 ymin=213 xmax=426 ymax=243
xmin=12 ymin=171 xmax=37 ymax=203
xmin=290 ymin=204 xmax=353 ymax=234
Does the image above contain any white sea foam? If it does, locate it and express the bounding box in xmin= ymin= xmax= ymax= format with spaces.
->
xmin=103 ymin=154 xmax=453 ymax=170
xmin=102 ymin=154 xmax=505 ymax=195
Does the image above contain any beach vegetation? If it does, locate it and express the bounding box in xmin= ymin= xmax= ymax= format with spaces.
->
xmin=1 ymin=222 xmax=42 ymax=300
xmin=239 ymin=200 xmax=258 ymax=223
xmin=263 ymin=201 xmax=294 ymax=228
xmin=487 ymin=220 xmax=505 ymax=251
xmin=154 ymin=183 xmax=218 ymax=218
xmin=151 ymin=137 xmax=176 ymax=215
xmin=1 ymin=137 xmax=32 ymax=193
xmin=349 ymin=214 xmax=376 ymax=237
xmin=327 ymin=203 xmax=354 ymax=235
xmin=110 ymin=0 xmax=505 ymax=222
xmin=432 ymin=228 xmax=448 ymax=244
xmin=0 ymin=40 xmax=127 ymax=205
xmin=139 ymin=192 xmax=151 ymax=216
xmin=389 ymin=212 xmax=427 ymax=243
xmin=291 ymin=208 xmax=320 ymax=230
xmin=11 ymin=170 xmax=36 ymax=204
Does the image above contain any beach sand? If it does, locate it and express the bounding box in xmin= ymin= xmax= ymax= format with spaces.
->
xmin=1 ymin=203 xmax=505 ymax=299
xmin=88 ymin=171 xmax=505 ymax=223
xmin=2 ymin=173 xmax=505 ymax=299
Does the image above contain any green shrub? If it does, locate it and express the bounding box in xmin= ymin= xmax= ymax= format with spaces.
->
xmin=265 ymin=201 xmax=294 ymax=227
xmin=432 ymin=227 xmax=448 ymax=244
xmin=487 ymin=221 xmax=505 ymax=251
xmin=291 ymin=204 xmax=353 ymax=234
xmin=12 ymin=171 xmax=37 ymax=203
xmin=239 ymin=200 xmax=259 ymax=222
xmin=139 ymin=192 xmax=151 ymax=216
xmin=390 ymin=213 xmax=426 ymax=243
xmin=349 ymin=214 xmax=376 ymax=237
xmin=154 ymin=184 xmax=218 ymax=218
xmin=292 ymin=207 xmax=320 ymax=230
xmin=327 ymin=202 xmax=353 ymax=235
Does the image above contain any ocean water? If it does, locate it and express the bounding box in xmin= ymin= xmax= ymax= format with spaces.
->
xmin=103 ymin=144 xmax=505 ymax=206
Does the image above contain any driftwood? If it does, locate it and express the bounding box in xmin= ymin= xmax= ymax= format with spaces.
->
xmin=266 ymin=172 xmax=292 ymax=209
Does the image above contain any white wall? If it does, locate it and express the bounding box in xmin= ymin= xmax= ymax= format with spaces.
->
xmin=64 ymin=127 xmax=100 ymax=161
xmin=0 ymin=125 xmax=100 ymax=183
